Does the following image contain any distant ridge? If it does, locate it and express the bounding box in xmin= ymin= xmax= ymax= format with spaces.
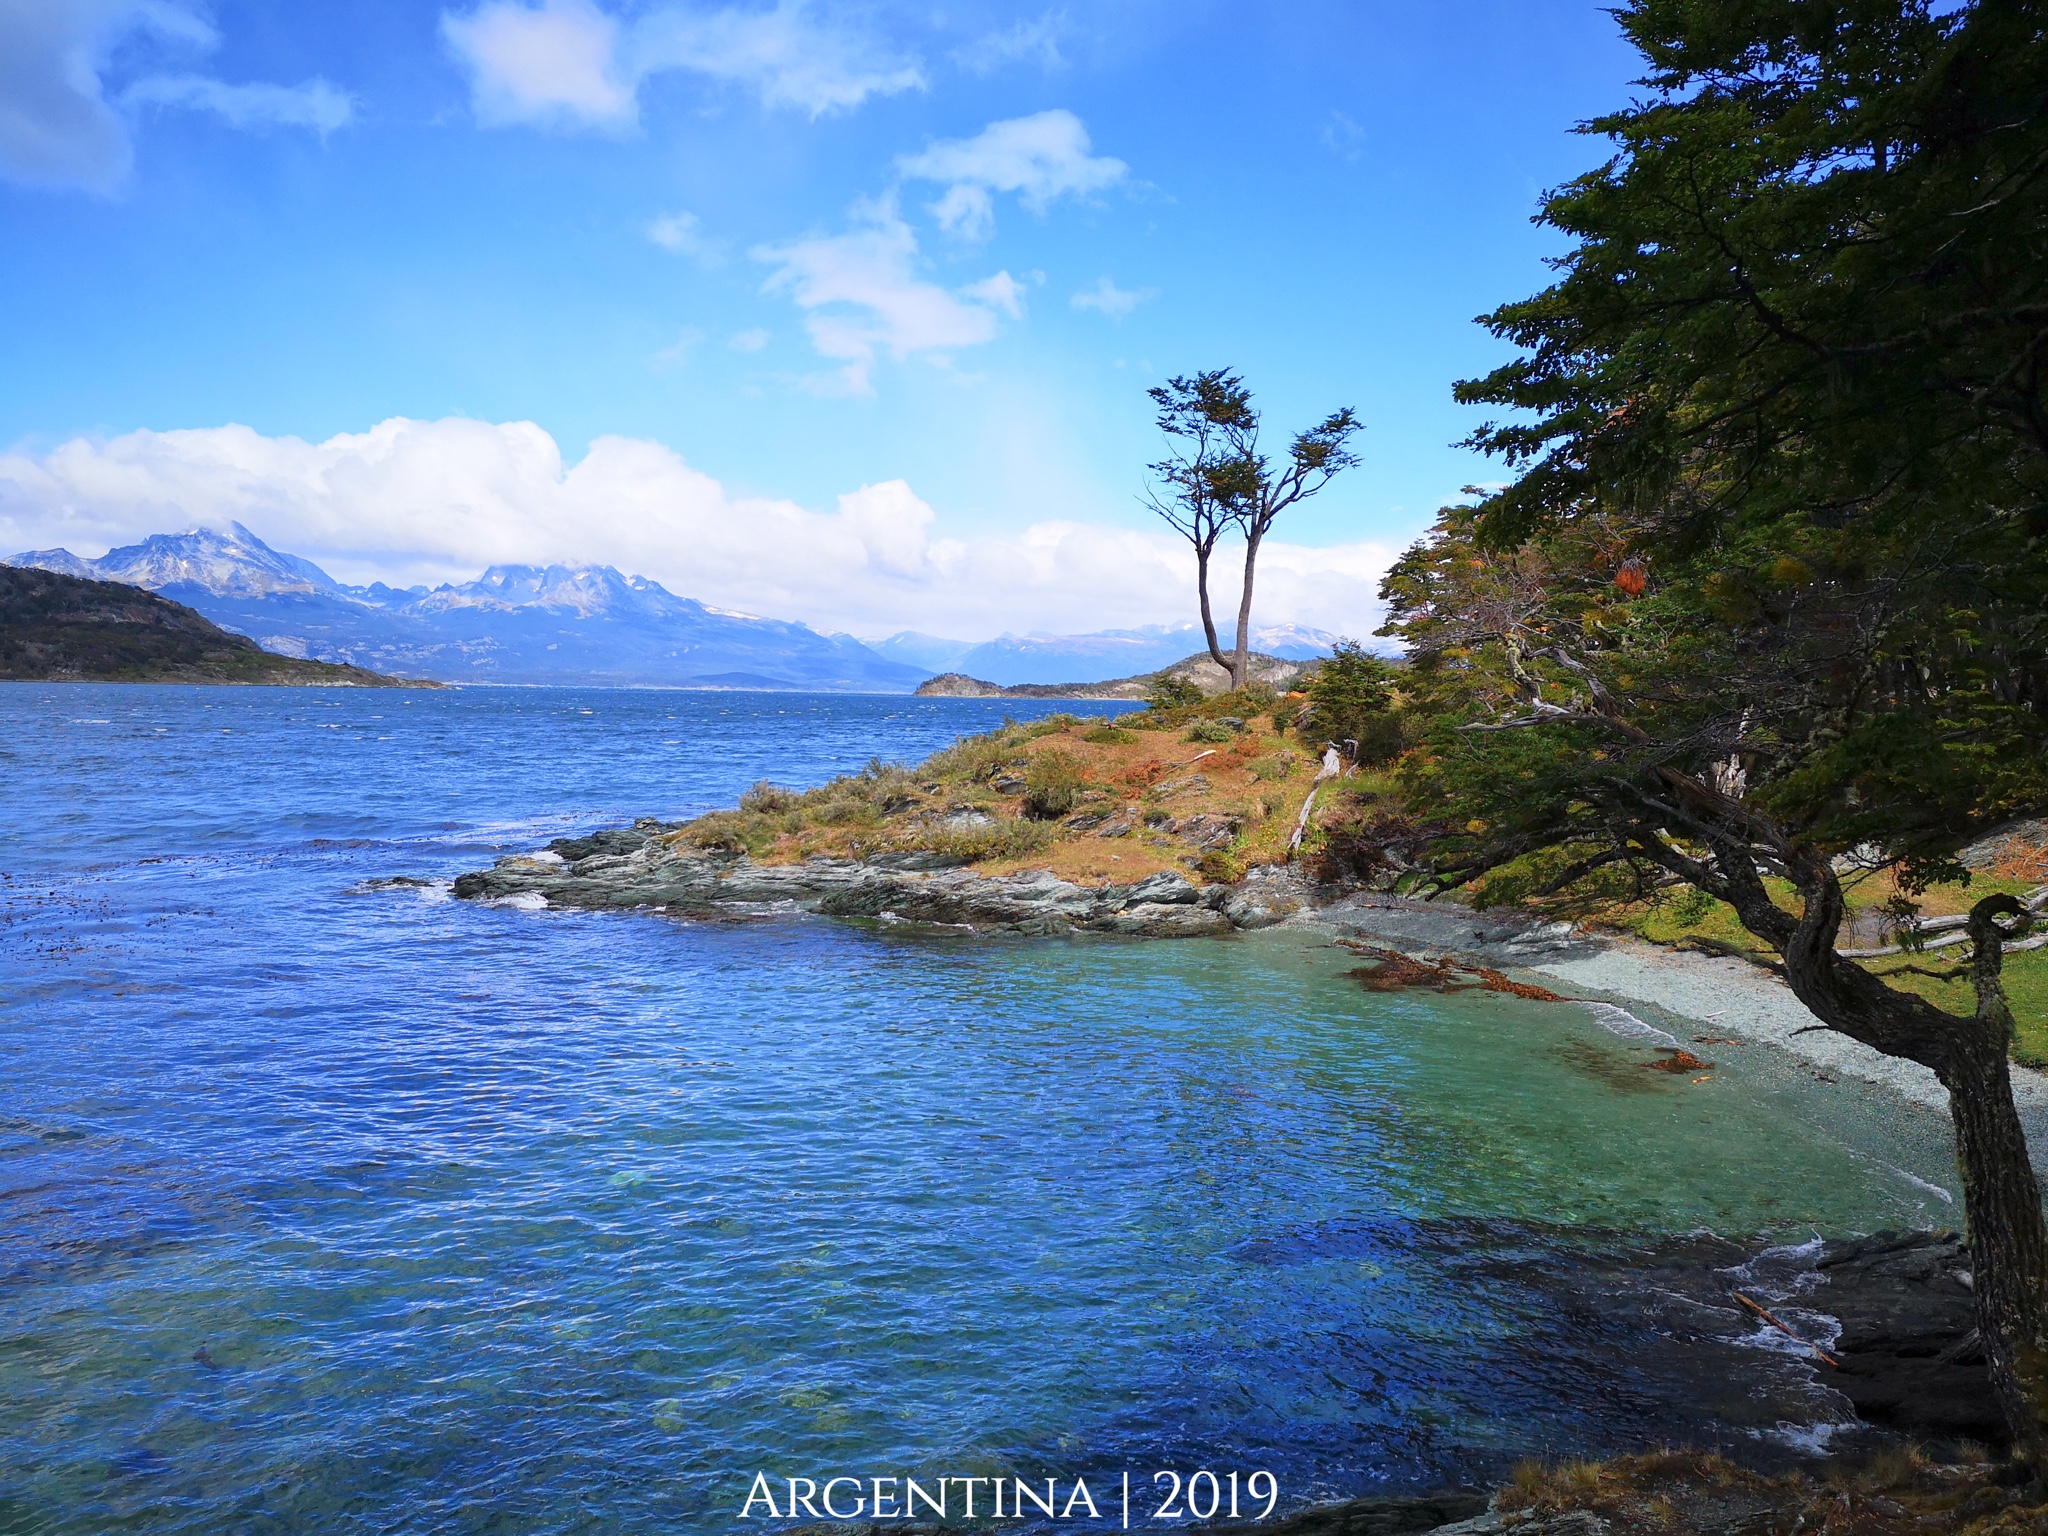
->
xmin=871 ymin=622 xmax=1337 ymax=686
xmin=0 ymin=565 xmax=425 ymax=687
xmin=914 ymin=651 xmax=1318 ymax=700
xmin=6 ymin=525 xmax=927 ymax=691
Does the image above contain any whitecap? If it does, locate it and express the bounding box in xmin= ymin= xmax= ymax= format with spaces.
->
xmin=492 ymin=891 xmax=549 ymax=911
xmin=1578 ymin=1000 xmax=1681 ymax=1048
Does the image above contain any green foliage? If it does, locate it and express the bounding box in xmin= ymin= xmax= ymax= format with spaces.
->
xmin=1376 ymin=0 xmax=2048 ymax=993
xmin=1666 ymin=886 xmax=1716 ymax=927
xmin=1183 ymin=720 xmax=1235 ymax=744
xmin=1300 ymin=640 xmax=1404 ymax=765
xmin=1147 ymin=675 xmax=1204 ymax=712
xmin=1020 ymin=752 xmax=1085 ymax=820
xmin=1083 ymin=726 xmax=1137 ymax=744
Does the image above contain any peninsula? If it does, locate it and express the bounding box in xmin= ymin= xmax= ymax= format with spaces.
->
xmin=0 ymin=565 xmax=429 ymax=687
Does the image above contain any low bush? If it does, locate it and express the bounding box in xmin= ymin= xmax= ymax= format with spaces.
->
xmin=1021 ymin=752 xmax=1085 ymax=820
xmin=1184 ymin=720 xmax=1235 ymax=744
xmin=1147 ymin=675 xmax=1204 ymax=712
xmin=1083 ymin=726 xmax=1136 ymax=744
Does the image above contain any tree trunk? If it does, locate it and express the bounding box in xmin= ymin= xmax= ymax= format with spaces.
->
xmin=1194 ymin=542 xmax=1232 ymax=675
xmin=1956 ymin=895 xmax=2048 ymax=1459
xmin=1726 ymin=849 xmax=2048 ymax=1458
xmin=1231 ymin=526 xmax=1263 ymax=691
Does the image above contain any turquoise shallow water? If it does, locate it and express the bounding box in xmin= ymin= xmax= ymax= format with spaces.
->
xmin=0 ymin=684 xmax=1965 ymax=1533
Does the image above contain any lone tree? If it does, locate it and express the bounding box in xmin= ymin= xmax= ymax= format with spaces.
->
xmin=1387 ymin=0 xmax=2048 ymax=1454
xmin=1146 ymin=370 xmax=1361 ymax=689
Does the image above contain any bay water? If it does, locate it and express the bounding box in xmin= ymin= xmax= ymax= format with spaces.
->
xmin=0 ymin=684 xmax=1965 ymax=1533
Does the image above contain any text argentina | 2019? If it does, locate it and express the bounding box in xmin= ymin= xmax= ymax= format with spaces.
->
xmin=739 ymin=1468 xmax=1281 ymax=1523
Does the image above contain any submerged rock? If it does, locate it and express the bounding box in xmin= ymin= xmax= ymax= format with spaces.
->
xmin=451 ymin=832 xmax=1283 ymax=938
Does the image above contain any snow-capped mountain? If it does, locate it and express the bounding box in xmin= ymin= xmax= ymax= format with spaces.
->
xmin=866 ymin=621 xmax=1345 ymax=686
xmin=5 ymin=526 xmax=928 ymax=691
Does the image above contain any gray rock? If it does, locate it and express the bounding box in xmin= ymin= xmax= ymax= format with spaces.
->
xmin=453 ymin=833 xmax=1262 ymax=938
xmin=1814 ymin=1228 xmax=2000 ymax=1445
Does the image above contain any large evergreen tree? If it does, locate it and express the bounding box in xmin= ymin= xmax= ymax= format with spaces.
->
xmin=1387 ymin=0 xmax=2048 ymax=1452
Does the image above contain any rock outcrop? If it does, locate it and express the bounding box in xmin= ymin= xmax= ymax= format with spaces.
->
xmin=1813 ymin=1229 xmax=2000 ymax=1445
xmin=452 ymin=820 xmax=1311 ymax=938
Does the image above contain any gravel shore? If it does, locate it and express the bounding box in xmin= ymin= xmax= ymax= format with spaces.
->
xmin=1310 ymin=891 xmax=2048 ymax=1165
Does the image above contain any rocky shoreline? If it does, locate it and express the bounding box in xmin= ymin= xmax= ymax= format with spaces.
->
xmin=451 ymin=818 xmax=1315 ymax=937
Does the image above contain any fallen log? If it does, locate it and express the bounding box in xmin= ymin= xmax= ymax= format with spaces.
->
xmin=1287 ymin=747 xmax=1344 ymax=858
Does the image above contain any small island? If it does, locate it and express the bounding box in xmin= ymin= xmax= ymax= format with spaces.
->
xmin=0 ymin=565 xmax=432 ymax=687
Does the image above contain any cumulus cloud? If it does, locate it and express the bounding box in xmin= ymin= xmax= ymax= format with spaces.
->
xmin=0 ymin=0 xmax=353 ymax=191
xmin=728 ymin=327 xmax=770 ymax=351
xmin=754 ymin=200 xmax=1018 ymax=393
xmin=0 ymin=417 xmax=1396 ymax=639
xmin=441 ymin=0 xmax=631 ymax=128
xmin=1070 ymin=275 xmax=1152 ymax=318
xmin=897 ymin=108 xmax=1123 ymax=238
xmin=441 ymin=0 xmax=923 ymax=130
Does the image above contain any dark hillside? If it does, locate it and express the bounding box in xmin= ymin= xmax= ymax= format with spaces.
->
xmin=0 ymin=566 xmax=426 ymax=686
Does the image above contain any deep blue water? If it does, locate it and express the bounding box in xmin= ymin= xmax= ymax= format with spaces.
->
xmin=0 ymin=684 xmax=1966 ymax=1535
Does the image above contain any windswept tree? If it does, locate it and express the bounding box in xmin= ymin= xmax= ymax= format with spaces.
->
xmin=1146 ymin=370 xmax=1362 ymax=689
xmin=1387 ymin=0 xmax=2048 ymax=1454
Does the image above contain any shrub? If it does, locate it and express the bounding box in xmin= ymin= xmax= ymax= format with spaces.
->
xmin=1198 ymin=849 xmax=1245 ymax=883
xmin=1184 ymin=720 xmax=1235 ymax=744
xmin=1667 ymin=886 xmax=1716 ymax=926
xmin=739 ymin=781 xmax=799 ymax=814
xmin=909 ymin=819 xmax=1053 ymax=863
xmin=1021 ymin=752 xmax=1085 ymax=820
xmin=1083 ymin=726 xmax=1137 ymax=744
xmin=1147 ymin=675 xmax=1204 ymax=712
xmin=1301 ymin=640 xmax=1404 ymax=765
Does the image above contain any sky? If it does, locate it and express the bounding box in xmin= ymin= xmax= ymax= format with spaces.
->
xmin=0 ymin=0 xmax=1643 ymax=641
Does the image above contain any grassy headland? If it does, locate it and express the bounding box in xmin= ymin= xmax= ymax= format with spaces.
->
xmin=673 ymin=684 xmax=1324 ymax=888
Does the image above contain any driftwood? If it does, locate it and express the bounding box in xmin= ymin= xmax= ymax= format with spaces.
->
xmin=1734 ymin=1291 xmax=1842 ymax=1369
xmin=1286 ymin=747 xmax=1344 ymax=858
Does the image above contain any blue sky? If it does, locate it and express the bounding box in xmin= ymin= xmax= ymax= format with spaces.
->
xmin=0 ymin=0 xmax=1641 ymax=639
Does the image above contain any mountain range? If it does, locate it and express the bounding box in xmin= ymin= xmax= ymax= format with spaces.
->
xmin=6 ymin=525 xmax=925 ymax=690
xmin=5 ymin=524 xmax=1345 ymax=690
xmin=866 ymin=622 xmax=1340 ymax=687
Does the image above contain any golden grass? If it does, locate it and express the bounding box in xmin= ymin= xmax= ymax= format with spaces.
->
xmin=662 ymin=706 xmax=1327 ymax=890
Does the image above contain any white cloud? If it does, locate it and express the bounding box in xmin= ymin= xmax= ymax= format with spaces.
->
xmin=442 ymin=0 xmax=633 ymax=129
xmin=897 ymin=109 xmax=1123 ymax=238
xmin=442 ymin=0 xmax=923 ymax=130
xmin=0 ymin=0 xmax=352 ymax=191
xmin=633 ymin=1 xmax=923 ymax=117
xmin=754 ymin=200 xmax=1015 ymax=393
xmin=960 ymin=270 xmax=1025 ymax=318
xmin=0 ymin=417 xmax=1397 ymax=639
xmin=728 ymin=327 xmax=770 ymax=352
xmin=646 ymin=209 xmax=724 ymax=263
xmin=1070 ymin=275 xmax=1151 ymax=318
xmin=122 ymin=76 xmax=354 ymax=135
